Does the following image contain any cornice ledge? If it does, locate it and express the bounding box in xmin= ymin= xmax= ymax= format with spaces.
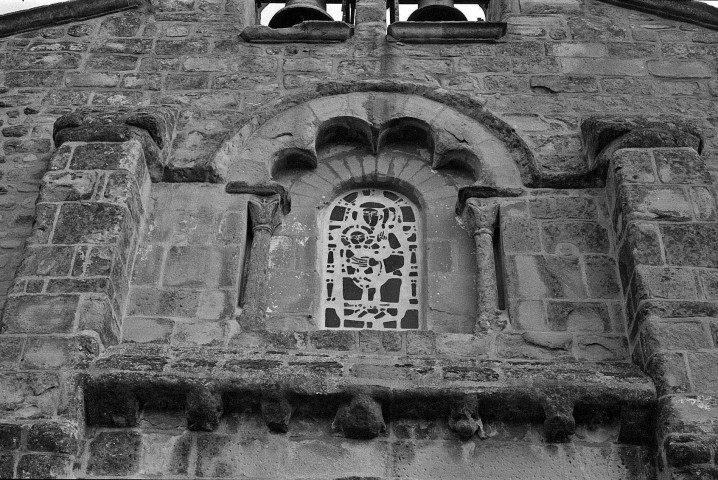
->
xmin=240 ymin=21 xmax=353 ymax=43
xmin=0 ymin=0 xmax=145 ymax=38
xmin=597 ymin=0 xmax=718 ymax=31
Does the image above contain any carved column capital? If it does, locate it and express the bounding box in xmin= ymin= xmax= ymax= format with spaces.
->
xmin=464 ymin=199 xmax=499 ymax=237
xmin=248 ymin=195 xmax=283 ymax=234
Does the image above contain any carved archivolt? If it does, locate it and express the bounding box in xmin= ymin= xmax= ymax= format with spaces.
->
xmin=215 ymin=91 xmax=533 ymax=188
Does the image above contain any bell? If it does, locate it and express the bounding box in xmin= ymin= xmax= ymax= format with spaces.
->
xmin=407 ymin=0 xmax=467 ymax=21
xmin=268 ymin=0 xmax=334 ymax=28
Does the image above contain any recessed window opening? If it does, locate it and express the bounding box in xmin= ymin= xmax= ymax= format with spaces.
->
xmin=259 ymin=0 xmax=354 ymax=27
xmin=387 ymin=0 xmax=486 ymax=23
xmin=238 ymin=216 xmax=255 ymax=308
xmin=321 ymin=188 xmax=423 ymax=330
xmin=377 ymin=118 xmax=434 ymax=153
xmin=493 ymin=224 xmax=506 ymax=311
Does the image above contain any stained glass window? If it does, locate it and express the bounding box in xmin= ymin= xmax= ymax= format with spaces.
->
xmin=321 ymin=189 xmax=421 ymax=330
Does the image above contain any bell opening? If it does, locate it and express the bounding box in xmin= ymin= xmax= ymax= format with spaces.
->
xmin=268 ymin=4 xmax=335 ymax=28
xmin=406 ymin=5 xmax=468 ymax=21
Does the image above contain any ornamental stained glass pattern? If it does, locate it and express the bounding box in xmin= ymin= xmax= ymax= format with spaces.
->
xmin=322 ymin=189 xmax=421 ymax=330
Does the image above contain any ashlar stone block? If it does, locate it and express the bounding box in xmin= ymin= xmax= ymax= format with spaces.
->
xmin=87 ymin=431 xmax=142 ymax=476
xmin=506 ymin=254 xmax=586 ymax=299
xmin=542 ymin=221 xmax=609 ymax=254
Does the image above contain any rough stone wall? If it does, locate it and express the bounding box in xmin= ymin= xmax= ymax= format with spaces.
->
xmin=0 ymin=0 xmax=717 ymax=317
xmin=125 ymin=183 xmax=246 ymax=345
xmin=0 ymin=0 xmax=718 ymax=478
xmin=79 ymin=411 xmax=653 ymax=479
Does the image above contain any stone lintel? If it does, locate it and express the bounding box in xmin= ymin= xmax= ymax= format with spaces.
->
xmin=0 ymin=0 xmax=143 ymax=38
xmin=240 ymin=21 xmax=354 ymax=43
xmin=387 ymin=21 xmax=506 ymax=43
xmin=597 ymin=0 xmax=718 ymax=32
xmin=581 ymin=115 xmax=704 ymax=168
xmin=226 ymin=181 xmax=291 ymax=215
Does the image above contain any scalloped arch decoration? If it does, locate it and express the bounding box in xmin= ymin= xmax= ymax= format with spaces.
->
xmin=215 ymin=90 xmax=535 ymax=189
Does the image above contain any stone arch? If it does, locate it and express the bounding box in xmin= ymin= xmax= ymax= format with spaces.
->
xmin=213 ymin=81 xmax=539 ymax=188
xmin=265 ymin=146 xmax=477 ymax=333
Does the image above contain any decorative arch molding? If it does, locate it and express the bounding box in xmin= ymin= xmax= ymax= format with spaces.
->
xmin=213 ymin=81 xmax=539 ymax=188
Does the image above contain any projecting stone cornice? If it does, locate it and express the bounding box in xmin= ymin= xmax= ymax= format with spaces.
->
xmin=0 ymin=0 xmax=144 ymax=38
xmin=82 ymin=342 xmax=656 ymax=443
xmin=597 ymin=0 xmax=718 ymax=31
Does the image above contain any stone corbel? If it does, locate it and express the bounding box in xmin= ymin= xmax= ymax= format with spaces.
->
xmin=261 ymin=394 xmax=293 ymax=433
xmin=186 ymin=387 xmax=223 ymax=432
xmin=541 ymin=395 xmax=575 ymax=443
xmin=448 ymin=395 xmax=486 ymax=440
xmin=332 ymin=394 xmax=386 ymax=439
xmin=463 ymin=198 xmax=504 ymax=335
xmin=53 ymin=106 xmax=178 ymax=182
xmin=580 ymin=115 xmax=704 ymax=171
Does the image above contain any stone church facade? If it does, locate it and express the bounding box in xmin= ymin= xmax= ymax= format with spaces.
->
xmin=0 ymin=0 xmax=717 ymax=478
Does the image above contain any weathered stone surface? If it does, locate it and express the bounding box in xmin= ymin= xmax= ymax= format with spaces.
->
xmin=665 ymin=434 xmax=712 ymax=468
xmin=647 ymin=60 xmax=712 ymax=79
xmin=496 ymin=332 xmax=573 ymax=360
xmin=87 ymin=431 xmax=141 ymax=476
xmin=332 ymin=395 xmax=385 ymax=439
xmin=85 ymin=383 xmax=140 ymax=427
xmin=53 ymin=203 xmax=129 ymax=245
xmin=506 ymin=255 xmax=586 ymax=299
xmin=542 ymin=221 xmax=609 ymax=254
xmin=582 ymin=116 xmax=703 ymax=165
xmin=27 ymin=421 xmax=80 ymax=454
xmin=542 ymin=396 xmax=575 ymax=443
xmin=0 ymin=424 xmax=22 ymax=450
xmin=186 ymin=388 xmax=223 ymax=432
xmin=1 ymin=295 xmax=79 ymax=334
xmin=616 ymin=184 xmax=694 ymax=226
xmin=0 ymin=454 xmax=13 ymax=479
xmin=662 ymin=224 xmax=718 ymax=268
xmin=261 ymin=395 xmax=292 ymax=433
xmin=547 ymin=301 xmax=611 ymax=332
xmin=387 ymin=21 xmax=506 ymax=43
xmin=447 ymin=396 xmax=482 ymax=440
xmin=1 ymin=0 xmax=709 ymax=477
xmin=653 ymin=149 xmax=711 ymax=185
xmin=241 ymin=21 xmax=353 ymax=43
xmin=17 ymin=454 xmax=72 ymax=479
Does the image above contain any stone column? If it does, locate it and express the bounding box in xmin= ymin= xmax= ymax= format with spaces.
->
xmin=238 ymin=195 xmax=284 ymax=330
xmin=463 ymin=198 xmax=503 ymax=335
xmin=598 ymin=120 xmax=718 ymax=476
xmin=0 ymin=107 xmax=175 ymax=478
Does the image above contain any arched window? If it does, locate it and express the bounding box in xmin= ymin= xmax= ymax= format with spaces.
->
xmin=321 ymin=188 xmax=422 ymax=330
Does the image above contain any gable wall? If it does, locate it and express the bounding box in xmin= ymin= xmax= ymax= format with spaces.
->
xmin=0 ymin=0 xmax=717 ymax=478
